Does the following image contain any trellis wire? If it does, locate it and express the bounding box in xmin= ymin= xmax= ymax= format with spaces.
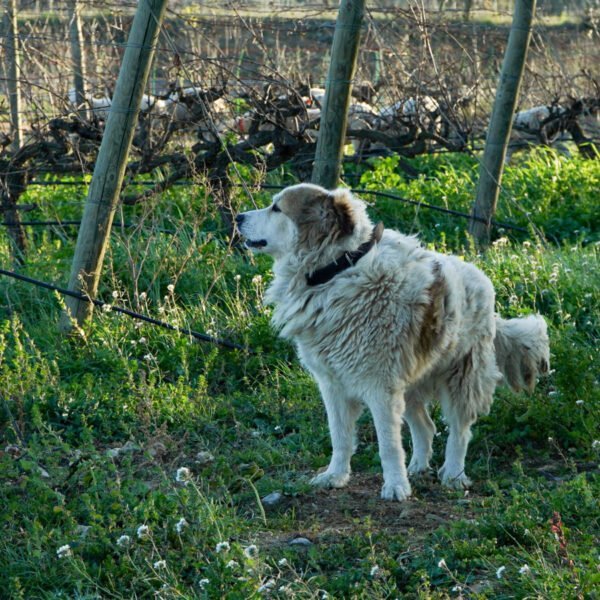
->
xmin=0 ymin=267 xmax=252 ymax=353
xmin=1 ymin=180 xmax=530 ymax=235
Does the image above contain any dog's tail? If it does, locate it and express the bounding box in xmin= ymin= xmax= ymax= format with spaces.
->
xmin=494 ymin=315 xmax=550 ymax=392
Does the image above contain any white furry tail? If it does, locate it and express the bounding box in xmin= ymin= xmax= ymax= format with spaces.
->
xmin=494 ymin=315 xmax=550 ymax=392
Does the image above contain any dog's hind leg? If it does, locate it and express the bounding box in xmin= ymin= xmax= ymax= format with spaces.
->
xmin=438 ymin=388 xmax=475 ymax=490
xmin=366 ymin=389 xmax=412 ymax=501
xmin=404 ymin=399 xmax=436 ymax=476
xmin=438 ymin=343 xmax=499 ymax=489
xmin=311 ymin=377 xmax=363 ymax=490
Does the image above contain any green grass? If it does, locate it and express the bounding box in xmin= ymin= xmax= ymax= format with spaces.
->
xmin=357 ymin=148 xmax=600 ymax=246
xmin=1 ymin=150 xmax=599 ymax=598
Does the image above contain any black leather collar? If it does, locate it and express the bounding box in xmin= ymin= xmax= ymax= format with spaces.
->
xmin=305 ymin=222 xmax=384 ymax=286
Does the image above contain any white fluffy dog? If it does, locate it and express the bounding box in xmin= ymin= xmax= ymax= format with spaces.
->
xmin=236 ymin=184 xmax=550 ymax=501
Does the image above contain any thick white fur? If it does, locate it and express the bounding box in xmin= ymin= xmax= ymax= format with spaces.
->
xmin=237 ymin=184 xmax=550 ymax=501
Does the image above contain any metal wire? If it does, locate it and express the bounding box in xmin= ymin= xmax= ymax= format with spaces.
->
xmin=0 ymin=268 xmax=253 ymax=354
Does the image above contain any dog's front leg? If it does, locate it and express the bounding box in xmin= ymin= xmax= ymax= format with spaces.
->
xmin=366 ymin=390 xmax=412 ymax=501
xmin=311 ymin=377 xmax=363 ymax=489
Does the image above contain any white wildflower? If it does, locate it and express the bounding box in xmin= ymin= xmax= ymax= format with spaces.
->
xmin=216 ymin=541 xmax=230 ymax=553
xmin=102 ymin=303 xmax=112 ymax=313
xmin=139 ymin=292 xmax=147 ymax=301
xmin=251 ymin=275 xmax=262 ymax=286
xmin=195 ymin=451 xmax=215 ymax=465
xmin=176 ymin=467 xmax=192 ymax=483
xmin=112 ymin=290 xmax=119 ymax=299
xmin=116 ymin=534 xmax=131 ymax=547
xmin=139 ymin=337 xmax=147 ymax=344
xmin=519 ymin=564 xmax=531 ymax=575
xmin=153 ymin=560 xmax=167 ymax=569
xmin=575 ymin=400 xmax=584 ymax=405
xmin=496 ymin=565 xmax=506 ymax=578
xmin=244 ymin=544 xmax=259 ymax=559
xmin=167 ymin=284 xmax=175 ymax=293
xmin=137 ymin=524 xmax=150 ymax=539
xmin=277 ymin=558 xmax=288 ymax=567
xmin=175 ymin=518 xmax=188 ymax=533
xmin=226 ymin=559 xmax=239 ymax=569
xmin=5 ymin=444 xmax=20 ymax=456
xmin=56 ymin=544 xmax=72 ymax=559
xmin=258 ymin=579 xmax=276 ymax=593
xmin=592 ymin=440 xmax=600 ymax=450
xmin=198 ymin=578 xmax=210 ymax=589
xmin=370 ymin=565 xmax=380 ymax=577
xmin=437 ymin=558 xmax=447 ymax=569
xmin=143 ymin=353 xmax=154 ymax=362
xmin=234 ymin=274 xmax=241 ymax=282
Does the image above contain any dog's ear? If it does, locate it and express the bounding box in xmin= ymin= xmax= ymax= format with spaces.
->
xmin=329 ymin=190 xmax=355 ymax=238
xmin=295 ymin=190 xmax=355 ymax=249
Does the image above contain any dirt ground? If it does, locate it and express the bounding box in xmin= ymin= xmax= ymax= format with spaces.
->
xmin=258 ymin=472 xmax=480 ymax=548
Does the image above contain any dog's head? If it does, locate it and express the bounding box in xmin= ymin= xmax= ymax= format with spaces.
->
xmin=236 ymin=183 xmax=368 ymax=259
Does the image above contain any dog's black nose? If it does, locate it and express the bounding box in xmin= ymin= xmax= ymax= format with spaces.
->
xmin=235 ymin=214 xmax=245 ymax=226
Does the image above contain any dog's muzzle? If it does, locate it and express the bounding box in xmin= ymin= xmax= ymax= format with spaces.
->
xmin=235 ymin=213 xmax=267 ymax=249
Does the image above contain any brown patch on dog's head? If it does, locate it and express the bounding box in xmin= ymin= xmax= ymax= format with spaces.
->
xmin=277 ymin=184 xmax=355 ymax=249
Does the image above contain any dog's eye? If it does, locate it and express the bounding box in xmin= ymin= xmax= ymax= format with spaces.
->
xmin=271 ymin=204 xmax=281 ymax=213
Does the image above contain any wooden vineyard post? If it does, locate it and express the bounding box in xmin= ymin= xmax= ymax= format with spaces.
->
xmin=69 ymin=0 xmax=87 ymax=119
xmin=1 ymin=0 xmax=27 ymax=263
xmin=60 ymin=0 xmax=168 ymax=330
xmin=3 ymin=0 xmax=22 ymax=151
xmin=470 ymin=0 xmax=536 ymax=247
xmin=311 ymin=0 xmax=365 ymax=190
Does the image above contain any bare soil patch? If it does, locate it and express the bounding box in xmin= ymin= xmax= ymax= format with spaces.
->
xmin=259 ymin=472 xmax=482 ymax=548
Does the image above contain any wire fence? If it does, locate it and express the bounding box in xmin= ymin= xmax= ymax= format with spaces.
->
xmin=1 ymin=180 xmax=530 ymax=231
xmin=2 ymin=0 xmax=598 ymax=140
xmin=0 ymin=266 xmax=252 ymax=351
xmin=0 ymin=1 xmax=598 ymax=260
xmin=0 ymin=0 xmax=597 ymax=352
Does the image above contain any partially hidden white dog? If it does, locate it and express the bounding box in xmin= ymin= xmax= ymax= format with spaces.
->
xmin=236 ymin=183 xmax=550 ymax=501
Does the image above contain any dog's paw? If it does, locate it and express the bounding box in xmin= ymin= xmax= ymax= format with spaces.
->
xmin=380 ymin=479 xmax=412 ymax=501
xmin=438 ymin=465 xmax=472 ymax=489
xmin=407 ymin=458 xmax=431 ymax=476
xmin=310 ymin=470 xmax=350 ymax=489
